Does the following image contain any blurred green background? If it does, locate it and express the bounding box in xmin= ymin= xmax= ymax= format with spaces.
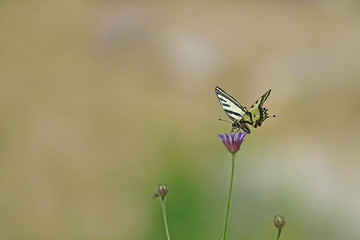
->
xmin=1 ymin=1 xmax=360 ymax=239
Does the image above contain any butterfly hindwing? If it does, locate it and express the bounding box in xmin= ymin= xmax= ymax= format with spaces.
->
xmin=242 ymin=89 xmax=272 ymax=128
xmin=215 ymin=86 xmax=247 ymax=121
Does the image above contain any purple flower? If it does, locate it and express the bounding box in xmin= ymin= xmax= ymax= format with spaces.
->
xmin=218 ymin=132 xmax=247 ymax=154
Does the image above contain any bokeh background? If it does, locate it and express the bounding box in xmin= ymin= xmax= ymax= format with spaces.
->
xmin=1 ymin=1 xmax=360 ymax=239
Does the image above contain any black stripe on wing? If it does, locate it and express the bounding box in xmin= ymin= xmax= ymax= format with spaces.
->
xmin=225 ymin=109 xmax=243 ymax=118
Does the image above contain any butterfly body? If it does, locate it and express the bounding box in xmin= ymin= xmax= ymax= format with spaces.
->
xmin=215 ymin=86 xmax=275 ymax=133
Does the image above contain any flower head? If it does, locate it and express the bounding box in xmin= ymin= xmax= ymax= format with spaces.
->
xmin=274 ymin=215 xmax=286 ymax=229
xmin=153 ymin=184 xmax=168 ymax=200
xmin=218 ymin=132 xmax=247 ymax=154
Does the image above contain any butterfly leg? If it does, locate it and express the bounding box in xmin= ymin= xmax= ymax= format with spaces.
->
xmin=242 ymin=124 xmax=251 ymax=134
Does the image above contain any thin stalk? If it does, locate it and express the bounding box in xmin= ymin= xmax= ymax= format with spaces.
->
xmin=275 ymin=229 xmax=282 ymax=240
xmin=161 ymin=198 xmax=171 ymax=240
xmin=223 ymin=153 xmax=236 ymax=240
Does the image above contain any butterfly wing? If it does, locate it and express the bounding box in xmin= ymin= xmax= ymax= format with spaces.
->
xmin=215 ymin=86 xmax=247 ymax=122
xmin=242 ymin=89 xmax=273 ymax=128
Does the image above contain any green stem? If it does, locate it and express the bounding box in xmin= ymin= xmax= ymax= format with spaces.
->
xmin=223 ymin=153 xmax=236 ymax=240
xmin=161 ymin=198 xmax=171 ymax=240
xmin=275 ymin=229 xmax=282 ymax=240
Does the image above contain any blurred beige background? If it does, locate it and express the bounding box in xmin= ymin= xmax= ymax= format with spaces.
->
xmin=1 ymin=1 xmax=360 ymax=239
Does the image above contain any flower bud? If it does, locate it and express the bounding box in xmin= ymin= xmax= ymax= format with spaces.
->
xmin=274 ymin=215 xmax=286 ymax=229
xmin=153 ymin=184 xmax=168 ymax=199
xmin=157 ymin=184 xmax=168 ymax=197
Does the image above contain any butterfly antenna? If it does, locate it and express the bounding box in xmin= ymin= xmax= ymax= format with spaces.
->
xmin=217 ymin=118 xmax=233 ymax=124
xmin=269 ymin=114 xmax=276 ymax=118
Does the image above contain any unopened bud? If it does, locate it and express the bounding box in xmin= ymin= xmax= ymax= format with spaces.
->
xmin=274 ymin=215 xmax=286 ymax=229
xmin=153 ymin=184 xmax=168 ymax=199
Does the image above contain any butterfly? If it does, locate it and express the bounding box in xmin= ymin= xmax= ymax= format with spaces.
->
xmin=215 ymin=86 xmax=275 ymax=133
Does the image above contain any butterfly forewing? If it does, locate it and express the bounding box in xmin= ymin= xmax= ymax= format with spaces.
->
xmin=215 ymin=86 xmax=246 ymax=121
